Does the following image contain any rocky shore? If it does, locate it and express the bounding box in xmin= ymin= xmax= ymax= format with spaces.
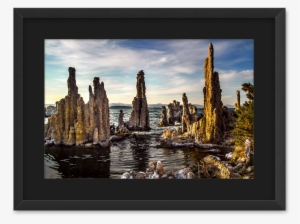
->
xmin=121 ymin=139 xmax=254 ymax=179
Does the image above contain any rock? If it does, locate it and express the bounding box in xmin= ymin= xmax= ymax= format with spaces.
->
xmin=118 ymin=126 xmax=130 ymax=134
xmin=45 ymin=105 xmax=57 ymax=117
xmin=75 ymin=97 xmax=86 ymax=145
xmin=118 ymin=110 xmax=124 ymax=128
xmin=181 ymin=93 xmax=191 ymax=133
xmin=174 ymin=168 xmax=194 ymax=179
xmin=199 ymin=43 xmax=224 ymax=143
xmin=167 ymin=100 xmax=181 ymax=124
xmin=44 ymin=139 xmax=54 ymax=146
xmin=235 ymin=90 xmax=241 ymax=110
xmin=84 ymin=143 xmax=92 ymax=147
xmin=187 ymin=171 xmax=196 ymax=179
xmin=230 ymin=163 xmax=244 ymax=173
xmin=225 ymin=152 xmax=233 ymax=159
xmin=176 ymin=127 xmax=182 ymax=135
xmin=181 ymin=94 xmax=200 ymax=133
xmin=203 ymin=155 xmax=230 ymax=179
xmin=222 ymin=106 xmax=235 ymax=131
xmin=44 ymin=123 xmax=50 ymax=138
xmin=162 ymin=129 xmax=172 ymax=140
xmin=109 ymin=135 xmax=124 ymax=141
xmin=171 ymin=142 xmax=194 ymax=148
xmin=161 ymin=174 xmax=169 ymax=179
xmin=201 ymin=148 xmax=221 ymax=153
xmin=148 ymin=160 xmax=156 ymax=172
xmin=188 ymin=104 xmax=201 ymax=123
xmin=99 ymin=140 xmax=110 ymax=148
xmin=156 ymin=161 xmax=165 ymax=177
xmin=159 ymin=106 xmax=168 ymax=126
xmin=93 ymin=127 xmax=99 ymax=145
xmin=128 ymin=70 xmax=150 ymax=130
xmin=66 ymin=126 xmax=76 ymax=146
xmin=148 ymin=172 xmax=159 ymax=179
xmin=244 ymin=166 xmax=254 ymax=174
xmin=134 ymin=172 xmax=146 ymax=179
xmin=120 ymin=160 xmax=197 ymax=179
xmin=194 ymin=142 xmax=220 ymax=149
xmin=110 ymin=124 xmax=115 ymax=134
xmin=121 ymin=172 xmax=131 ymax=179
xmin=45 ymin=68 xmax=110 ymax=147
xmin=184 ymin=43 xmax=236 ymax=143
xmin=231 ymin=173 xmax=240 ymax=179
xmin=189 ymin=104 xmax=197 ymax=114
xmin=245 ymin=139 xmax=253 ymax=159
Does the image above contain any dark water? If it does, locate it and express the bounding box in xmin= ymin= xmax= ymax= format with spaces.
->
xmin=44 ymin=107 xmax=224 ymax=179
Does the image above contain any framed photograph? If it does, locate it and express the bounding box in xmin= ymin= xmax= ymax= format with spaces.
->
xmin=14 ymin=8 xmax=285 ymax=210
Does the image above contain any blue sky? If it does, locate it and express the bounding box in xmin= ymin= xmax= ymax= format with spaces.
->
xmin=45 ymin=39 xmax=253 ymax=106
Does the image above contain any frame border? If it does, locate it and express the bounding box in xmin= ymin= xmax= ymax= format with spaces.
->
xmin=14 ymin=8 xmax=286 ymax=210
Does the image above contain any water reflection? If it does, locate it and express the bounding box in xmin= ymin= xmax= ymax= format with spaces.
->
xmin=45 ymin=135 xmax=214 ymax=179
xmin=45 ymin=147 xmax=111 ymax=178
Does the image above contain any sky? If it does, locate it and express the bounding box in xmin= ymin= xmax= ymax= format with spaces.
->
xmin=45 ymin=39 xmax=253 ymax=106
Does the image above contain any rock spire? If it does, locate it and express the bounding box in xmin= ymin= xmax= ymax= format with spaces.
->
xmin=235 ymin=90 xmax=241 ymax=110
xmin=45 ymin=67 xmax=110 ymax=147
xmin=159 ymin=106 xmax=168 ymax=126
xmin=181 ymin=93 xmax=191 ymax=132
xmin=128 ymin=70 xmax=150 ymax=130
xmin=199 ymin=43 xmax=224 ymax=143
xmin=118 ymin=110 xmax=124 ymax=128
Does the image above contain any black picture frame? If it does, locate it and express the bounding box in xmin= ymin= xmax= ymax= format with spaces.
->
xmin=14 ymin=8 xmax=286 ymax=210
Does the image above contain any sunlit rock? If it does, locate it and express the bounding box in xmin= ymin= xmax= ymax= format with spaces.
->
xmin=45 ymin=67 xmax=110 ymax=147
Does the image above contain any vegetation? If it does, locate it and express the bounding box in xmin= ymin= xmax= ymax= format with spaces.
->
xmin=232 ymin=83 xmax=254 ymax=148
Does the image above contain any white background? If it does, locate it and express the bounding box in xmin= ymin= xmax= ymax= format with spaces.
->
xmin=0 ymin=1 xmax=299 ymax=223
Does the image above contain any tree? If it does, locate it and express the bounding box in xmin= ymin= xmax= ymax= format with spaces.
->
xmin=232 ymin=83 xmax=254 ymax=147
xmin=241 ymin=82 xmax=254 ymax=101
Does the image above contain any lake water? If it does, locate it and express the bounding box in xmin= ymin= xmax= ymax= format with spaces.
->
xmin=44 ymin=107 xmax=226 ymax=179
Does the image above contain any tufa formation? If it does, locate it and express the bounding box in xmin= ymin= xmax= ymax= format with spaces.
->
xmin=167 ymin=100 xmax=181 ymax=124
xmin=118 ymin=110 xmax=124 ymax=128
xmin=45 ymin=67 xmax=110 ymax=147
xmin=127 ymin=70 xmax=150 ymax=130
xmin=188 ymin=43 xmax=234 ymax=143
xmin=159 ymin=106 xmax=168 ymax=126
xmin=199 ymin=43 xmax=224 ymax=143
xmin=235 ymin=90 xmax=241 ymax=110
xmin=181 ymin=93 xmax=202 ymax=133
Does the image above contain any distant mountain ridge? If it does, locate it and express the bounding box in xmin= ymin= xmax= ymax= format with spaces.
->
xmin=110 ymin=102 xmax=206 ymax=108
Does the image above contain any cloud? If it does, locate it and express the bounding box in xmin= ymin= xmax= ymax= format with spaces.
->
xmin=45 ymin=39 xmax=254 ymax=105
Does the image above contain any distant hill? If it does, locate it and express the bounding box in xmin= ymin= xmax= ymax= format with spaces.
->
xmin=109 ymin=106 xmax=131 ymax=109
xmin=225 ymin=104 xmax=235 ymax=108
xmin=192 ymin=104 xmax=204 ymax=108
xmin=109 ymin=103 xmax=131 ymax=107
xmin=148 ymin=103 xmax=166 ymax=108
xmin=109 ymin=103 xmax=205 ymax=108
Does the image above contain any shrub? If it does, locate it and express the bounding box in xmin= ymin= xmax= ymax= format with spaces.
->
xmin=232 ymin=83 xmax=254 ymax=148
